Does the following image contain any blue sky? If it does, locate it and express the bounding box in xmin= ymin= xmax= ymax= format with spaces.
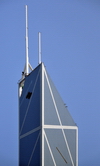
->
xmin=0 ymin=0 xmax=100 ymax=165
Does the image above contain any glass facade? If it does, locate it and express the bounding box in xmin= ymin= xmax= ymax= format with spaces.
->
xmin=19 ymin=63 xmax=78 ymax=166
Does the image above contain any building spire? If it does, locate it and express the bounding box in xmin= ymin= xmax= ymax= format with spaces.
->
xmin=38 ymin=32 xmax=42 ymax=64
xmin=21 ymin=5 xmax=33 ymax=80
xmin=25 ymin=5 xmax=29 ymax=75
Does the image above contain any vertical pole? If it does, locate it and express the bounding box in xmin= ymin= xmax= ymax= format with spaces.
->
xmin=25 ymin=5 xmax=29 ymax=75
xmin=38 ymin=32 xmax=42 ymax=64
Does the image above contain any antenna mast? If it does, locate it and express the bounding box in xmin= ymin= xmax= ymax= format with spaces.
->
xmin=38 ymin=32 xmax=42 ymax=64
xmin=25 ymin=5 xmax=29 ymax=75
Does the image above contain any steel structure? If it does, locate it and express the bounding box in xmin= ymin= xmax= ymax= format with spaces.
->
xmin=18 ymin=5 xmax=78 ymax=166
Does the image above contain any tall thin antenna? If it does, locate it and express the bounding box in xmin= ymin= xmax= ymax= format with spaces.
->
xmin=25 ymin=5 xmax=29 ymax=75
xmin=38 ymin=32 xmax=42 ymax=64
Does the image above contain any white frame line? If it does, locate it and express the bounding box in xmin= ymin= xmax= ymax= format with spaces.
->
xmin=44 ymin=125 xmax=78 ymax=130
xmin=41 ymin=63 xmax=44 ymax=166
xmin=44 ymin=131 xmax=57 ymax=166
xmin=76 ymin=128 xmax=78 ymax=166
xmin=45 ymin=70 xmax=75 ymax=166
xmin=62 ymin=129 xmax=74 ymax=166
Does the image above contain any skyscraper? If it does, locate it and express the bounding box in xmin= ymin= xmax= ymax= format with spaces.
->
xmin=18 ymin=5 xmax=78 ymax=166
xmin=19 ymin=63 xmax=78 ymax=166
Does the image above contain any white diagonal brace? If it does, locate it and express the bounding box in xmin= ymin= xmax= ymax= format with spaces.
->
xmin=28 ymin=131 xmax=40 ymax=166
xmin=20 ymin=126 xmax=41 ymax=139
xmin=44 ymin=131 xmax=57 ymax=166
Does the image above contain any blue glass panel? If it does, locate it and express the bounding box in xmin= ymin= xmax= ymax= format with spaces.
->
xmin=44 ymin=136 xmax=55 ymax=166
xmin=20 ymin=130 xmax=40 ymax=166
xmin=44 ymin=129 xmax=72 ymax=166
xmin=44 ymin=74 xmax=60 ymax=125
xmin=21 ymin=72 xmax=41 ymax=135
xmin=20 ymin=65 xmax=41 ymax=100
xmin=19 ymin=65 xmax=41 ymax=135
xmin=64 ymin=129 xmax=76 ymax=165
xmin=19 ymin=65 xmax=41 ymax=130
xmin=46 ymin=71 xmax=76 ymax=126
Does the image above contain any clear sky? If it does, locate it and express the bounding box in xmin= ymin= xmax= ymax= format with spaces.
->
xmin=0 ymin=0 xmax=100 ymax=165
